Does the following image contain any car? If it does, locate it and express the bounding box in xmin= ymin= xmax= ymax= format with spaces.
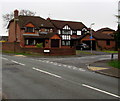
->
xmin=76 ymin=43 xmax=89 ymax=50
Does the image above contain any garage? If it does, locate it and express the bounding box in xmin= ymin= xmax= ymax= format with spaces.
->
xmin=82 ymin=40 xmax=96 ymax=50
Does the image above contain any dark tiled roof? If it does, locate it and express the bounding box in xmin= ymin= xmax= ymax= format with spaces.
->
xmin=93 ymin=32 xmax=114 ymax=40
xmin=45 ymin=33 xmax=59 ymax=38
xmin=49 ymin=19 xmax=87 ymax=30
xmin=8 ymin=16 xmax=54 ymax=29
xmin=96 ymin=27 xmax=115 ymax=32
xmin=92 ymin=27 xmax=115 ymax=40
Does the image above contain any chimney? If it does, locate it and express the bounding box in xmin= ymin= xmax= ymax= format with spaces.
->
xmin=47 ymin=17 xmax=51 ymax=21
xmin=14 ymin=9 xmax=19 ymax=19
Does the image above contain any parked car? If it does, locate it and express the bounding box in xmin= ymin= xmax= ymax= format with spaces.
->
xmin=76 ymin=43 xmax=89 ymax=50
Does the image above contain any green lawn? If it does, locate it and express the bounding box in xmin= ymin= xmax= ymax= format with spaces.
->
xmin=101 ymin=51 xmax=118 ymax=53
xmin=108 ymin=60 xmax=120 ymax=69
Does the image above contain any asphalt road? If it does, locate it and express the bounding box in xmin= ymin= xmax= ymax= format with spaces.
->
xmin=1 ymin=54 xmax=120 ymax=99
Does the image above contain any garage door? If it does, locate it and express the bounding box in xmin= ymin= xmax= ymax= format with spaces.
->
xmin=51 ymin=39 xmax=59 ymax=48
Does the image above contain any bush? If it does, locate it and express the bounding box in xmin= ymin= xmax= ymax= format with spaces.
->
xmin=36 ymin=43 xmax=43 ymax=48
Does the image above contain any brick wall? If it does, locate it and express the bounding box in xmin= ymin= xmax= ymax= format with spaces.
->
xmin=2 ymin=42 xmax=76 ymax=56
xmin=96 ymin=40 xmax=115 ymax=51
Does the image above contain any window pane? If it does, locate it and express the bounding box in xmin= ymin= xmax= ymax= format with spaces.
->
xmin=62 ymin=41 xmax=65 ymax=45
xmin=26 ymin=27 xmax=34 ymax=33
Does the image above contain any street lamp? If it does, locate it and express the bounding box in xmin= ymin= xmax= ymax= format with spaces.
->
xmin=90 ymin=23 xmax=95 ymax=53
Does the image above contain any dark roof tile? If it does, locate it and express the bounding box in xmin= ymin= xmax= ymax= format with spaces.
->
xmin=8 ymin=16 xmax=54 ymax=29
xmin=49 ymin=19 xmax=87 ymax=30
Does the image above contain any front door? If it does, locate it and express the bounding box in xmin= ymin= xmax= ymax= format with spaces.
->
xmin=51 ymin=39 xmax=59 ymax=48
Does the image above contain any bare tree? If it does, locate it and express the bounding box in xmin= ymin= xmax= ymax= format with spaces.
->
xmin=2 ymin=12 xmax=14 ymax=28
xmin=19 ymin=9 xmax=36 ymax=16
xmin=2 ymin=9 xmax=36 ymax=28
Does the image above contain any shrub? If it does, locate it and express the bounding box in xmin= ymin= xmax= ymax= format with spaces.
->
xmin=36 ymin=43 xmax=43 ymax=48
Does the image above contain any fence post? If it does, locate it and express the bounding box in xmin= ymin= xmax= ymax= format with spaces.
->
xmin=111 ymin=53 xmax=114 ymax=61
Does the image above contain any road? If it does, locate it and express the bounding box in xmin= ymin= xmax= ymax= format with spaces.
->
xmin=1 ymin=54 xmax=120 ymax=99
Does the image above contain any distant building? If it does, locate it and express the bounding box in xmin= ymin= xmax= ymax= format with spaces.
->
xmin=78 ymin=27 xmax=116 ymax=50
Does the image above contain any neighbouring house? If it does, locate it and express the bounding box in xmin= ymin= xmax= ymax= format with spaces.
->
xmin=7 ymin=10 xmax=60 ymax=48
xmin=47 ymin=18 xmax=89 ymax=47
xmin=78 ymin=27 xmax=116 ymax=50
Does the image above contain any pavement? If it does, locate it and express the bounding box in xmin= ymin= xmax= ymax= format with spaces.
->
xmin=82 ymin=51 xmax=120 ymax=78
xmin=88 ymin=60 xmax=120 ymax=78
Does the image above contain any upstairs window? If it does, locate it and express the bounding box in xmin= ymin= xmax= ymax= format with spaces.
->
xmin=25 ymin=27 xmax=34 ymax=33
xmin=72 ymin=30 xmax=77 ymax=35
xmin=62 ymin=30 xmax=71 ymax=35
xmin=62 ymin=25 xmax=71 ymax=35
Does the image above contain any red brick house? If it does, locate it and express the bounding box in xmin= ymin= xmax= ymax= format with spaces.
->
xmin=78 ymin=27 xmax=116 ymax=50
xmin=7 ymin=10 xmax=63 ymax=49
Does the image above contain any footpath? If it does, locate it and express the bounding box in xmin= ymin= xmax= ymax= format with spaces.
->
xmin=89 ymin=60 xmax=120 ymax=78
xmin=84 ymin=51 xmax=120 ymax=78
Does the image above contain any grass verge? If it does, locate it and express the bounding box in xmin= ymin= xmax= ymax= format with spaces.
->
xmin=76 ymin=50 xmax=95 ymax=55
xmin=101 ymin=51 xmax=118 ymax=53
xmin=2 ymin=51 xmax=43 ymax=56
xmin=108 ymin=60 xmax=120 ymax=69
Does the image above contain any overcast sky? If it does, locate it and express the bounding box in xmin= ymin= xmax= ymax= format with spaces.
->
xmin=0 ymin=0 xmax=119 ymax=36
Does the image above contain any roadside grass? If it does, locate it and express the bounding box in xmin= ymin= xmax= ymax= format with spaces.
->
xmin=76 ymin=50 xmax=95 ymax=55
xmin=100 ymin=51 xmax=118 ymax=54
xmin=108 ymin=60 xmax=120 ymax=69
xmin=2 ymin=51 xmax=43 ymax=56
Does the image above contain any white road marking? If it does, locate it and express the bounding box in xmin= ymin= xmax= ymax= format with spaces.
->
xmin=2 ymin=57 xmax=8 ymax=60
xmin=46 ymin=61 xmax=49 ymax=63
xmin=11 ymin=60 xmax=19 ymax=64
xmin=58 ymin=64 xmax=62 ymax=66
xmin=68 ymin=66 xmax=72 ymax=68
xmin=73 ymin=67 xmax=77 ymax=69
xmin=32 ymin=67 xmax=62 ymax=79
xmin=11 ymin=60 xmax=25 ymax=66
xmin=63 ymin=65 xmax=67 ymax=67
xmin=79 ymin=68 xmax=86 ymax=71
xmin=82 ymin=84 xmax=120 ymax=98
xmin=18 ymin=62 xmax=25 ymax=66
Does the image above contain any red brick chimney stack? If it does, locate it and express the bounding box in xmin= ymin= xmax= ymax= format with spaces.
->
xmin=14 ymin=9 xmax=19 ymax=19
xmin=47 ymin=17 xmax=51 ymax=21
